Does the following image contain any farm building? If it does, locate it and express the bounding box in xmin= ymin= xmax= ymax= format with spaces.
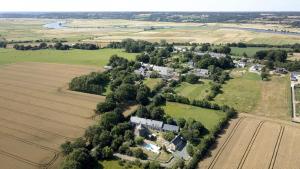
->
xmin=189 ymin=68 xmax=209 ymax=78
xmin=249 ymin=64 xmax=264 ymax=73
xmin=130 ymin=116 xmax=163 ymax=131
xmin=130 ymin=116 xmax=180 ymax=133
xmin=275 ymin=67 xmax=288 ymax=74
xmin=167 ymin=135 xmax=185 ymax=152
xmin=134 ymin=124 xmax=150 ymax=137
xmin=234 ymin=60 xmax=247 ymax=68
xmin=194 ymin=52 xmax=226 ymax=59
xmin=137 ymin=63 xmax=175 ymax=78
xmin=162 ymin=124 xmax=180 ymax=133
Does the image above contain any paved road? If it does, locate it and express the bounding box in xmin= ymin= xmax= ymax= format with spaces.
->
xmin=290 ymin=81 xmax=300 ymax=123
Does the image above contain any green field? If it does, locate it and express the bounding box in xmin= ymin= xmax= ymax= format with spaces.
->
xmin=100 ymin=160 xmax=140 ymax=169
xmin=295 ymin=86 xmax=300 ymax=101
xmin=163 ymin=102 xmax=226 ymax=130
xmin=230 ymin=47 xmax=292 ymax=57
xmin=214 ymin=71 xmax=261 ymax=113
xmin=143 ymin=78 xmax=162 ymax=90
xmin=0 ymin=48 xmax=137 ymax=66
xmin=175 ymin=81 xmax=211 ymax=100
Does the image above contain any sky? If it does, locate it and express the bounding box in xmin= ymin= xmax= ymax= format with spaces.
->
xmin=1 ymin=0 xmax=300 ymax=12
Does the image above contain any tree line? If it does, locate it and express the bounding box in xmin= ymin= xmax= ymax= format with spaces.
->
xmin=13 ymin=42 xmax=99 ymax=50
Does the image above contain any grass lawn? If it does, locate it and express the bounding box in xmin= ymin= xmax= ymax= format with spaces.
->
xmin=175 ymin=81 xmax=211 ymax=100
xmin=215 ymin=69 xmax=291 ymax=120
xmin=100 ymin=160 xmax=140 ymax=169
xmin=294 ymin=86 xmax=300 ymax=101
xmin=251 ymin=75 xmax=291 ymax=120
xmin=0 ymin=48 xmax=137 ymax=67
xmin=230 ymin=47 xmax=291 ymax=57
xmin=296 ymin=103 xmax=300 ymax=116
xmin=214 ymin=71 xmax=261 ymax=113
xmin=163 ymin=102 xmax=226 ymax=130
xmin=143 ymin=78 xmax=162 ymax=90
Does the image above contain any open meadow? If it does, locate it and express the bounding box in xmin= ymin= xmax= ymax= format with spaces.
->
xmin=174 ymin=81 xmax=211 ymax=101
xmin=163 ymin=102 xmax=226 ymax=130
xmin=0 ymin=62 xmax=105 ymax=169
xmin=1 ymin=18 xmax=300 ymax=45
xmin=230 ymin=47 xmax=292 ymax=57
xmin=0 ymin=48 xmax=137 ymax=67
xmin=199 ymin=115 xmax=300 ymax=169
xmin=214 ymin=69 xmax=291 ymax=120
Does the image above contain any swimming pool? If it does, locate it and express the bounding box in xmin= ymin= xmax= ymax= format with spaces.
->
xmin=143 ymin=143 xmax=161 ymax=154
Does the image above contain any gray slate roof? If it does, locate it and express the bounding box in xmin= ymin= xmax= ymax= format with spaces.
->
xmin=130 ymin=116 xmax=163 ymax=129
xmin=162 ymin=124 xmax=179 ymax=132
xmin=171 ymin=135 xmax=184 ymax=145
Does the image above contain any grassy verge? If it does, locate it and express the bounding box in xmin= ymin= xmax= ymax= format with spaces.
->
xmin=295 ymin=86 xmax=300 ymax=101
xmin=163 ymin=102 xmax=226 ymax=131
xmin=0 ymin=48 xmax=137 ymax=67
xmin=100 ymin=160 xmax=141 ymax=169
xmin=174 ymin=81 xmax=211 ymax=101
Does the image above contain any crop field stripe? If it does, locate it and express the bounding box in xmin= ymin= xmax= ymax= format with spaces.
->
xmin=0 ymin=86 xmax=95 ymax=110
xmin=5 ymin=64 xmax=94 ymax=77
xmin=0 ymin=81 xmax=98 ymax=107
xmin=0 ymin=130 xmax=58 ymax=153
xmin=268 ymin=126 xmax=285 ymax=169
xmin=0 ymin=105 xmax=86 ymax=130
xmin=0 ymin=66 xmax=79 ymax=80
xmin=0 ymin=95 xmax=92 ymax=119
xmin=237 ymin=121 xmax=265 ymax=169
xmin=0 ymin=149 xmax=56 ymax=168
xmin=207 ymin=117 xmax=245 ymax=169
xmin=0 ymin=118 xmax=75 ymax=140
xmin=0 ymin=69 xmax=69 ymax=83
xmin=19 ymin=62 xmax=100 ymax=72
xmin=0 ymin=133 xmax=59 ymax=168
xmin=0 ymin=78 xmax=103 ymax=103
xmin=0 ymin=74 xmax=60 ymax=88
xmin=0 ymin=123 xmax=62 ymax=149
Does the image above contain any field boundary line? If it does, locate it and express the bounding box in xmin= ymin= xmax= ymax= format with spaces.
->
xmin=0 ymin=87 xmax=94 ymax=110
xmin=0 ymin=95 xmax=93 ymax=119
xmin=1 ymin=64 xmax=84 ymax=78
xmin=237 ymin=121 xmax=265 ymax=169
xmin=0 ymin=74 xmax=60 ymax=88
xmin=0 ymin=117 xmax=75 ymax=140
xmin=0 ymin=78 xmax=101 ymax=103
xmin=268 ymin=126 xmax=285 ymax=169
xmin=0 ymin=106 xmax=87 ymax=130
xmin=0 ymin=130 xmax=58 ymax=153
xmin=0 ymin=66 xmax=76 ymax=80
xmin=0 ymin=68 xmax=69 ymax=82
xmin=0 ymin=123 xmax=61 ymax=149
xmin=0 ymin=81 xmax=99 ymax=105
xmin=0 ymin=148 xmax=58 ymax=168
xmin=16 ymin=62 xmax=101 ymax=72
xmin=207 ymin=117 xmax=245 ymax=169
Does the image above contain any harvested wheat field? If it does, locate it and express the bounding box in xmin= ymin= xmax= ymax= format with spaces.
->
xmin=0 ymin=62 xmax=105 ymax=169
xmin=199 ymin=115 xmax=300 ymax=169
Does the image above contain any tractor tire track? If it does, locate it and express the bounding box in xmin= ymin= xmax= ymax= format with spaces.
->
xmin=207 ymin=117 xmax=245 ymax=169
xmin=268 ymin=126 xmax=285 ymax=169
xmin=237 ymin=121 xmax=265 ymax=169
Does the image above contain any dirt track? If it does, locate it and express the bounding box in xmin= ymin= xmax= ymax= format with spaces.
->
xmin=199 ymin=115 xmax=300 ymax=169
xmin=0 ymin=62 xmax=104 ymax=169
